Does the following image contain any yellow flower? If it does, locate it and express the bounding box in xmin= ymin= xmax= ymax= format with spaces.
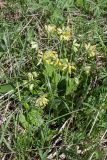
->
xmin=67 ymin=64 xmax=72 ymax=74
xmin=32 ymin=71 xmax=38 ymax=78
xmin=84 ymin=66 xmax=91 ymax=74
xmin=29 ymin=84 xmax=34 ymax=92
xmin=31 ymin=41 xmax=38 ymax=50
xmin=54 ymin=58 xmax=62 ymax=67
xmin=67 ymin=64 xmax=76 ymax=74
xmin=85 ymin=43 xmax=91 ymax=50
xmin=37 ymin=50 xmax=58 ymax=65
xmin=44 ymin=51 xmax=58 ymax=58
xmin=43 ymin=50 xmax=58 ymax=64
xmin=60 ymin=32 xmax=71 ymax=41
xmin=72 ymin=39 xmax=80 ymax=52
xmin=61 ymin=61 xmax=76 ymax=74
xmin=37 ymin=50 xmax=44 ymax=65
xmin=27 ymin=72 xmax=38 ymax=81
xmin=23 ymin=80 xmax=28 ymax=86
xmin=36 ymin=95 xmax=49 ymax=107
xmin=61 ymin=63 xmax=68 ymax=71
xmin=57 ymin=26 xmax=71 ymax=41
xmin=45 ymin=25 xmax=56 ymax=33
xmin=85 ymin=43 xmax=96 ymax=58
xmin=45 ymin=59 xmax=52 ymax=65
xmin=57 ymin=28 xmax=63 ymax=35
xmin=74 ymin=77 xmax=79 ymax=85
xmin=70 ymin=65 xmax=77 ymax=71
xmin=27 ymin=72 xmax=34 ymax=81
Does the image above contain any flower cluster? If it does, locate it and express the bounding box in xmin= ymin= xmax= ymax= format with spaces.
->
xmin=59 ymin=58 xmax=76 ymax=74
xmin=31 ymin=41 xmax=38 ymax=50
xmin=45 ymin=24 xmax=71 ymax=41
xmin=37 ymin=50 xmax=76 ymax=74
xmin=85 ymin=43 xmax=96 ymax=58
xmin=23 ymin=71 xmax=38 ymax=92
xmin=36 ymin=94 xmax=49 ymax=107
xmin=45 ymin=25 xmax=56 ymax=33
xmin=57 ymin=26 xmax=71 ymax=41
xmin=72 ymin=39 xmax=80 ymax=53
xmin=84 ymin=65 xmax=91 ymax=74
xmin=43 ymin=50 xmax=58 ymax=65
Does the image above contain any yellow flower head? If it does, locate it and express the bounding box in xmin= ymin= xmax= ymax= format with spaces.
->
xmin=37 ymin=50 xmax=44 ymax=65
xmin=31 ymin=41 xmax=38 ymax=50
xmin=74 ymin=77 xmax=79 ymax=85
xmin=57 ymin=26 xmax=71 ymax=41
xmin=72 ymin=39 xmax=80 ymax=52
xmin=45 ymin=25 xmax=56 ymax=33
xmin=37 ymin=50 xmax=58 ymax=65
xmin=54 ymin=58 xmax=62 ymax=67
xmin=85 ymin=43 xmax=96 ymax=58
xmin=36 ymin=94 xmax=49 ymax=107
xmin=61 ymin=59 xmax=76 ymax=74
xmin=27 ymin=72 xmax=34 ymax=81
xmin=32 ymin=71 xmax=38 ymax=78
xmin=84 ymin=65 xmax=91 ymax=74
xmin=66 ymin=64 xmax=76 ymax=74
xmin=29 ymin=83 xmax=34 ymax=92
xmin=60 ymin=58 xmax=68 ymax=70
xmin=43 ymin=50 xmax=58 ymax=64
xmin=57 ymin=28 xmax=63 ymax=35
xmin=70 ymin=65 xmax=77 ymax=72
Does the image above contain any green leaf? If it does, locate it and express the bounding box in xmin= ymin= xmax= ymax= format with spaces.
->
xmin=52 ymin=72 xmax=61 ymax=85
xmin=23 ymin=103 xmax=30 ymax=110
xmin=0 ymin=84 xmax=14 ymax=93
xmin=19 ymin=112 xmax=29 ymax=129
xmin=50 ymin=8 xmax=64 ymax=24
xmin=66 ymin=78 xmax=76 ymax=95
xmin=44 ymin=64 xmax=55 ymax=78
xmin=28 ymin=109 xmax=44 ymax=128
xmin=76 ymin=0 xmax=84 ymax=7
xmin=57 ymin=79 xmax=66 ymax=96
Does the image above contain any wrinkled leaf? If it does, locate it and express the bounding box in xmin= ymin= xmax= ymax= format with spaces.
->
xmin=66 ymin=78 xmax=77 ymax=95
xmin=52 ymin=72 xmax=61 ymax=85
xmin=19 ymin=112 xmax=29 ymax=129
xmin=0 ymin=84 xmax=14 ymax=93
xmin=29 ymin=109 xmax=44 ymax=128
xmin=44 ymin=64 xmax=55 ymax=78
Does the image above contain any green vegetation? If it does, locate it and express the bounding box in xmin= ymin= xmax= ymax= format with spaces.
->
xmin=0 ymin=0 xmax=107 ymax=159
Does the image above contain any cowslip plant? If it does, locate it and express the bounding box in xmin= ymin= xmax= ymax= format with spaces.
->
xmin=37 ymin=49 xmax=79 ymax=97
xmin=16 ymin=22 xmax=103 ymax=160
xmin=45 ymin=24 xmax=72 ymax=42
xmin=36 ymin=94 xmax=49 ymax=108
xmin=23 ymin=71 xmax=38 ymax=92
xmin=85 ymin=43 xmax=97 ymax=58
